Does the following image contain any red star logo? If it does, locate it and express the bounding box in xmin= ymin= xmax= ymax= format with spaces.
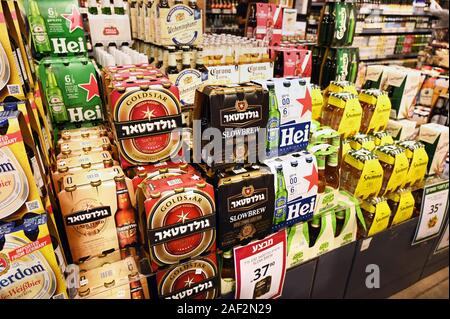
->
xmin=297 ymin=88 xmax=312 ymax=117
xmin=62 ymin=6 xmax=83 ymax=33
xmin=78 ymin=74 xmax=100 ymax=102
xmin=303 ymin=164 xmax=318 ymax=192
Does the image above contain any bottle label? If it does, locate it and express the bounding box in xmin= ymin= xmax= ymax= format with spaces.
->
xmin=368 ymin=201 xmax=391 ymax=237
xmin=354 ymin=159 xmax=383 ymax=199
xmin=391 ymin=191 xmax=415 ymax=226
xmin=267 ymin=117 xmax=280 ymax=142
xmin=48 ymin=95 xmax=65 ymax=113
xmin=31 ymin=24 xmax=48 ymax=44
xmin=117 ymin=222 xmax=138 ymax=244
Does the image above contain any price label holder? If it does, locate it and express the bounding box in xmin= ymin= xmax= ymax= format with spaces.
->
xmin=412 ymin=179 xmax=449 ymax=245
xmin=434 ymin=221 xmax=449 ymax=254
xmin=233 ymin=229 xmax=287 ymax=299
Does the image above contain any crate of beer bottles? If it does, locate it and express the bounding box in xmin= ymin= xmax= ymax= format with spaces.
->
xmin=136 ymin=173 xmax=216 ymax=272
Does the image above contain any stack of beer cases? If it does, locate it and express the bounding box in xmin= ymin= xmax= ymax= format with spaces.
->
xmin=312 ymin=1 xmax=359 ymax=88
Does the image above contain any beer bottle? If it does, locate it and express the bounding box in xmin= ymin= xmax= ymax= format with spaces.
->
xmin=274 ymin=164 xmax=288 ymax=226
xmin=266 ymin=83 xmax=280 ymax=157
xmin=27 ymin=0 xmax=51 ymax=54
xmin=181 ymin=46 xmax=191 ymax=70
xmin=274 ymin=51 xmax=284 ymax=78
xmin=45 ymin=68 xmax=68 ymax=123
xmin=327 ymin=1 xmax=336 ymax=46
xmin=114 ymin=0 xmax=125 ymax=15
xmin=220 ymin=250 xmax=235 ymax=295
xmin=128 ymin=271 xmax=145 ymax=299
xmin=195 ymin=48 xmax=208 ymax=77
xmin=114 ymin=175 xmax=139 ymax=250
xmin=155 ymin=47 xmax=164 ymax=69
xmin=88 ymin=0 xmax=99 ymax=14
xmin=189 ymin=0 xmax=199 ymax=10
xmin=101 ymin=0 xmax=112 ymax=15
xmin=325 ymin=151 xmax=340 ymax=189
xmin=308 ymin=216 xmax=321 ymax=247
xmin=346 ymin=1 xmax=356 ymax=46
xmin=166 ymin=47 xmax=178 ymax=75
xmin=318 ymin=3 xmax=330 ymax=46
xmin=159 ymin=0 xmax=170 ymax=8
xmin=334 ymin=209 xmax=346 ymax=237
xmin=317 ymin=152 xmax=326 ymax=193
xmin=247 ymin=5 xmax=256 ymax=39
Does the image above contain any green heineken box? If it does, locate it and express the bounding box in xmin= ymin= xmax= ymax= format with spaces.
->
xmin=38 ymin=56 xmax=103 ymax=125
xmin=24 ymin=0 xmax=87 ymax=59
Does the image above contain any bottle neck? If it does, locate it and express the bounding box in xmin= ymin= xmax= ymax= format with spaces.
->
xmin=277 ymin=170 xmax=285 ymax=189
xmin=47 ymin=71 xmax=58 ymax=88
xmin=116 ymin=180 xmax=132 ymax=209
xmin=29 ymin=0 xmax=41 ymax=16
xmin=168 ymin=52 xmax=177 ymax=66
xmin=182 ymin=52 xmax=190 ymax=66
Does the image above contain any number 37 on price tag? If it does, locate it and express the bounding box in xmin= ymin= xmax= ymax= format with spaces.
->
xmin=233 ymin=229 xmax=287 ymax=299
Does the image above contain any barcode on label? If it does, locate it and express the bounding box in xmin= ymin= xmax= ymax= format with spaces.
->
xmin=26 ymin=200 xmax=41 ymax=211
xmin=100 ymin=269 xmax=114 ymax=279
xmin=53 ymin=293 xmax=66 ymax=299
xmin=167 ymin=178 xmax=182 ymax=186
xmin=7 ymin=85 xmax=20 ymax=95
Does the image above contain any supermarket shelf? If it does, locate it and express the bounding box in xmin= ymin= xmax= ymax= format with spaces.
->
xmin=356 ymin=29 xmax=433 ymax=36
xmin=360 ymin=53 xmax=419 ymax=62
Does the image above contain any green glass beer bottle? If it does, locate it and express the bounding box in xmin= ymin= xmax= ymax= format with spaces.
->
xmin=28 ymin=0 xmax=51 ymax=54
xmin=346 ymin=1 xmax=356 ymax=46
xmin=45 ymin=68 xmax=68 ymax=123
xmin=273 ymin=164 xmax=288 ymax=226
xmin=266 ymin=83 xmax=280 ymax=157
xmin=318 ymin=3 xmax=330 ymax=46
xmin=101 ymin=0 xmax=112 ymax=15
xmin=114 ymin=0 xmax=125 ymax=15
xmin=349 ymin=49 xmax=358 ymax=83
xmin=88 ymin=0 xmax=99 ymax=14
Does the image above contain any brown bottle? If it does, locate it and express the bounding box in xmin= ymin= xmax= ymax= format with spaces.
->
xmin=334 ymin=209 xmax=345 ymax=237
xmin=129 ymin=272 xmax=145 ymax=299
xmin=317 ymin=153 xmax=326 ymax=193
xmin=114 ymin=176 xmax=138 ymax=250
xmin=308 ymin=216 xmax=321 ymax=248
xmin=220 ymin=250 xmax=235 ymax=295
xmin=325 ymin=151 xmax=340 ymax=189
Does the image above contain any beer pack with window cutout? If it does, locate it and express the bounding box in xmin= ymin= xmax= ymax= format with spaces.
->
xmin=154 ymin=252 xmax=218 ymax=300
xmin=109 ymin=77 xmax=184 ymax=168
xmin=208 ymin=164 xmax=274 ymax=250
xmin=0 ymin=212 xmax=68 ymax=299
xmin=136 ymin=173 xmax=216 ymax=272
xmin=56 ymin=136 xmax=113 ymax=160
xmin=0 ymin=110 xmax=46 ymax=221
xmin=193 ymin=84 xmax=269 ymax=169
xmin=23 ymin=0 xmax=87 ymax=59
xmin=58 ymin=166 xmax=137 ymax=264
xmin=264 ymin=151 xmax=318 ymax=231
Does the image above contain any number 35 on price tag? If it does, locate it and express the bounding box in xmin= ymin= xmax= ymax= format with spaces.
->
xmin=233 ymin=229 xmax=287 ymax=299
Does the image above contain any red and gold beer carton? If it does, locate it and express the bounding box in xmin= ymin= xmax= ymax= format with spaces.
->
xmin=137 ymin=173 xmax=216 ymax=272
xmin=155 ymin=252 xmax=218 ymax=300
xmin=56 ymin=136 xmax=112 ymax=159
xmin=0 ymin=110 xmax=45 ymax=221
xmin=75 ymin=255 xmax=150 ymax=299
xmin=110 ymin=79 xmax=184 ymax=168
xmin=58 ymin=166 xmax=137 ymax=264
xmin=128 ymin=160 xmax=198 ymax=191
xmin=0 ymin=212 xmax=68 ymax=299
xmin=52 ymin=151 xmax=117 ymax=194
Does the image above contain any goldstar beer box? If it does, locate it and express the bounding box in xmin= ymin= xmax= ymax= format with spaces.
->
xmin=58 ymin=166 xmax=137 ymax=264
xmin=0 ymin=110 xmax=45 ymax=221
xmin=0 ymin=212 xmax=67 ymax=299
xmin=110 ymin=79 xmax=183 ymax=168
xmin=212 ymin=165 xmax=275 ymax=250
xmin=24 ymin=0 xmax=87 ymax=58
xmin=254 ymin=78 xmax=312 ymax=157
xmin=155 ymin=252 xmax=218 ymax=300
xmin=264 ymin=151 xmax=318 ymax=231
xmin=418 ymin=123 xmax=449 ymax=177
xmin=136 ymin=173 xmax=216 ymax=272
xmin=38 ymin=56 xmax=103 ymax=124
xmin=193 ymin=84 xmax=269 ymax=169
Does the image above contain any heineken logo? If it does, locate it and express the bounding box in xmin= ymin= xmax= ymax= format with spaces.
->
xmin=51 ymin=37 xmax=86 ymax=54
xmin=279 ymin=122 xmax=310 ymax=150
xmin=67 ymin=105 xmax=103 ymax=122
xmin=286 ymin=195 xmax=316 ymax=222
xmin=228 ymin=188 xmax=268 ymax=212
xmin=65 ymin=206 xmax=112 ymax=226
xmin=61 ymin=6 xmax=84 ymax=33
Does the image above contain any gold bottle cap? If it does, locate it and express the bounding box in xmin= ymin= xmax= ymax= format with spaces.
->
xmin=159 ymin=168 xmax=169 ymax=174
xmin=90 ymin=180 xmax=102 ymax=187
xmin=78 ymin=287 xmax=90 ymax=298
xmin=65 ymin=185 xmax=77 ymax=192
xmin=150 ymin=191 xmax=161 ymax=198
xmin=174 ymin=187 xmax=184 ymax=193
xmin=138 ymin=171 xmax=147 ymax=178
xmin=114 ymin=174 xmax=126 ymax=182
xmin=58 ymin=166 xmax=69 ymax=173
xmin=196 ymin=181 xmax=206 ymax=188
xmin=104 ymin=280 xmax=115 ymax=289
xmin=82 ymin=146 xmax=92 ymax=152
xmin=81 ymin=162 xmax=91 ymax=169
xmin=162 ymin=82 xmax=172 ymax=89
xmin=139 ymin=85 xmax=149 ymax=90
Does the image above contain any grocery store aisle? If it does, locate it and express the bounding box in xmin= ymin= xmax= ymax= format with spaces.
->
xmin=390 ymin=267 xmax=449 ymax=299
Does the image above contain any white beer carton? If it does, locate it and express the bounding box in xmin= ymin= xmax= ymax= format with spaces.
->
xmin=88 ymin=14 xmax=132 ymax=47
xmin=238 ymin=62 xmax=274 ymax=83
xmin=206 ymin=65 xmax=239 ymax=85
xmin=310 ymin=212 xmax=335 ymax=258
xmin=265 ymin=151 xmax=318 ymax=232
xmin=418 ymin=123 xmax=449 ymax=176
xmin=332 ymin=191 xmax=361 ymax=249
xmin=286 ymin=222 xmax=312 ymax=269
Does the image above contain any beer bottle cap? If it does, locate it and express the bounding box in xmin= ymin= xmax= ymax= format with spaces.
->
xmin=267 ymin=83 xmax=275 ymax=90
xmin=150 ymin=191 xmax=161 ymax=198
xmin=336 ymin=210 xmax=345 ymax=219
xmin=298 ymin=79 xmax=306 ymax=86
xmin=223 ymin=250 xmax=233 ymax=258
xmin=311 ymin=216 xmax=321 ymax=227
xmin=316 ymin=153 xmax=326 ymax=169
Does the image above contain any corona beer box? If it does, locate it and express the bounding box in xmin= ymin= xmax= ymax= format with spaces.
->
xmin=211 ymin=165 xmax=274 ymax=250
xmin=0 ymin=110 xmax=45 ymax=221
xmin=205 ymin=65 xmax=240 ymax=85
xmin=127 ymin=160 xmax=198 ymax=191
xmin=0 ymin=212 xmax=67 ymax=299
xmin=38 ymin=56 xmax=103 ymax=124
xmin=52 ymin=151 xmax=117 ymax=194
xmin=253 ymin=78 xmax=312 ymax=157
xmin=418 ymin=123 xmax=449 ymax=177
xmin=75 ymin=256 xmax=150 ymax=299
xmin=264 ymin=151 xmax=318 ymax=231
xmin=193 ymin=84 xmax=269 ymax=169
xmin=23 ymin=0 xmax=87 ymax=58
xmin=56 ymin=136 xmax=112 ymax=159
xmin=156 ymin=1 xmax=203 ymax=47
xmin=136 ymin=173 xmax=216 ymax=272
xmin=155 ymin=252 xmax=218 ymax=299
xmin=58 ymin=166 xmax=136 ymax=264
xmin=109 ymin=79 xmax=183 ymax=168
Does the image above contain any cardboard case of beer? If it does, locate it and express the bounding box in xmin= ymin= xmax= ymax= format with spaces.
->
xmin=109 ymin=78 xmax=184 ymax=168
xmin=0 ymin=212 xmax=68 ymax=299
xmin=386 ymin=119 xmax=417 ymax=141
xmin=37 ymin=56 xmax=104 ymax=125
xmin=24 ymin=0 xmax=87 ymax=58
xmin=194 ymin=83 xmax=269 ymax=169
xmin=264 ymin=151 xmax=318 ymax=231
xmin=58 ymin=166 xmax=136 ymax=264
xmin=0 ymin=110 xmax=46 ymax=221
xmin=211 ymin=165 xmax=274 ymax=250
xmin=87 ymin=10 xmax=132 ymax=48
xmin=136 ymin=173 xmax=216 ymax=272
xmin=418 ymin=123 xmax=449 ymax=176
xmin=56 ymin=136 xmax=112 ymax=159
xmin=154 ymin=252 xmax=218 ymax=300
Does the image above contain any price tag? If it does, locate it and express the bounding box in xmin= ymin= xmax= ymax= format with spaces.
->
xmin=412 ymin=180 xmax=449 ymax=245
xmin=233 ymin=230 xmax=287 ymax=299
